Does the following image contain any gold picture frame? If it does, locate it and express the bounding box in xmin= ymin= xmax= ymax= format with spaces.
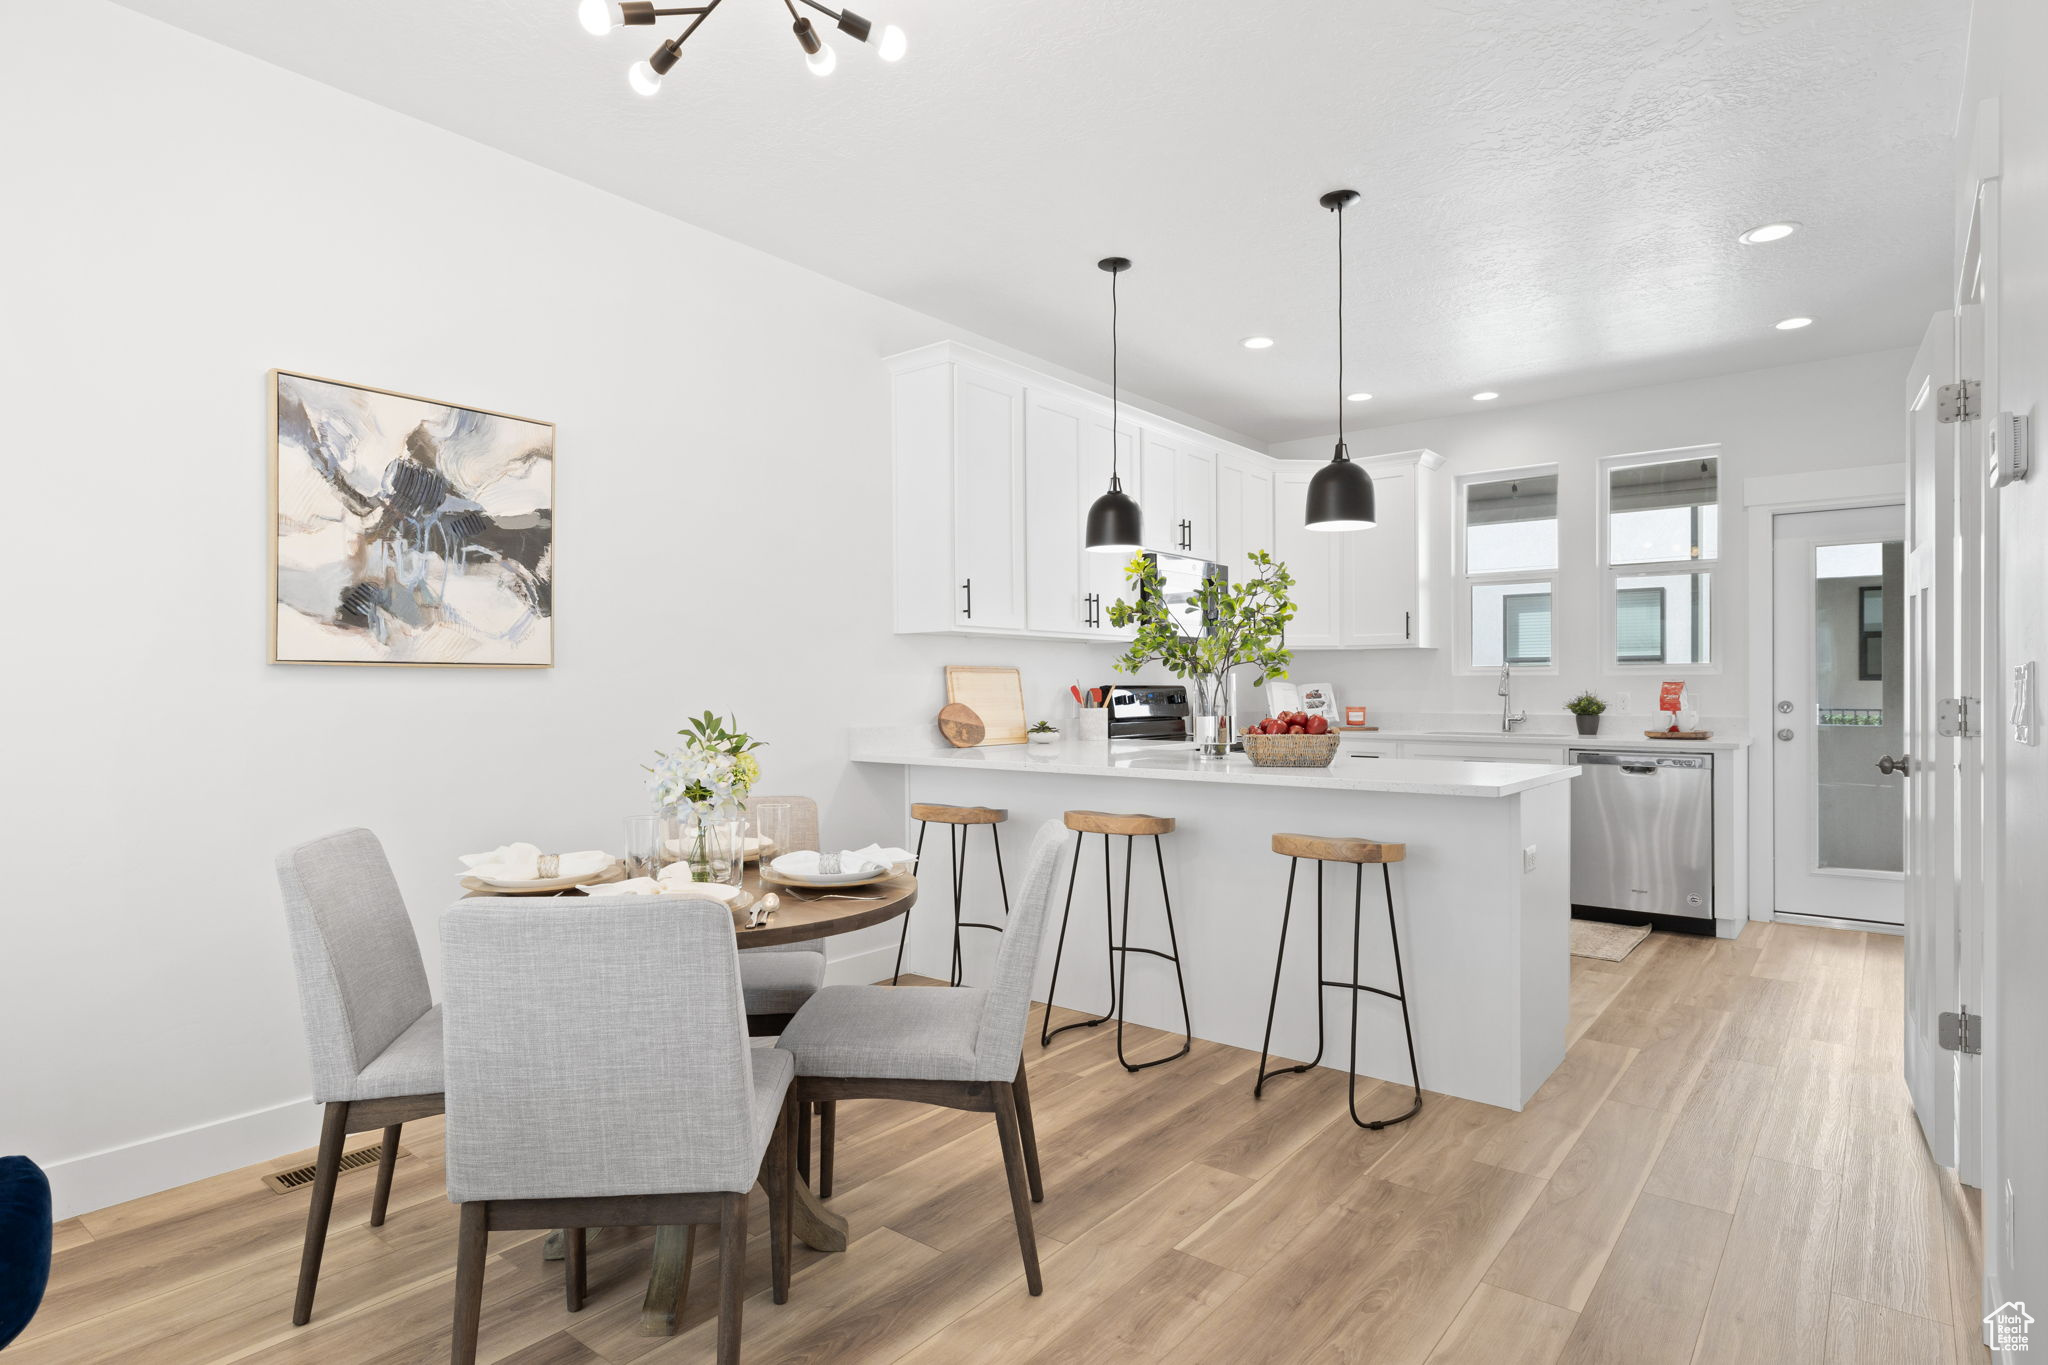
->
xmin=268 ymin=369 xmax=556 ymax=668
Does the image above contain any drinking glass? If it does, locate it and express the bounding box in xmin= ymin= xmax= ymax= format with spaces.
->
xmin=623 ymin=814 xmax=662 ymax=880
xmin=751 ymin=800 xmax=795 ymax=877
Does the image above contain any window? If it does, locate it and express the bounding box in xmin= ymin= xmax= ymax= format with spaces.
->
xmin=1604 ymin=451 xmax=1717 ymax=667
xmin=1461 ymin=470 xmax=1557 ymax=669
xmin=1859 ymin=585 xmax=1884 ymax=681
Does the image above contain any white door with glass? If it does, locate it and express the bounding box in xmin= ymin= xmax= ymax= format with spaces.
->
xmin=1769 ymin=506 xmax=1907 ymax=927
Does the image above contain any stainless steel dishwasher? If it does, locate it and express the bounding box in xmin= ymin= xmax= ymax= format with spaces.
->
xmin=1568 ymin=750 xmax=1714 ymax=920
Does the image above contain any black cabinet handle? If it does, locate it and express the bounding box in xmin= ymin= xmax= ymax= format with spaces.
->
xmin=962 ymin=579 xmax=972 ymax=619
xmin=1404 ymin=610 xmax=1411 ymax=640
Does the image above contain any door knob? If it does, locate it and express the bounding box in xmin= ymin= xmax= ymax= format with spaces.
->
xmin=1775 ymin=728 xmax=1794 ymax=742
xmin=1875 ymin=753 xmax=1911 ymax=775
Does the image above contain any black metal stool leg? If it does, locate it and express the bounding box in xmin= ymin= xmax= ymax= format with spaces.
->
xmin=1040 ymin=834 xmax=1122 ymax=1047
xmin=1256 ymin=857 xmax=1330 ymax=1096
xmin=1360 ymin=861 xmax=1425 ymax=1129
xmin=892 ymin=821 xmax=930 ymax=985
xmin=1114 ymin=833 xmax=1193 ymax=1071
xmin=949 ymin=822 xmax=966 ymax=986
xmin=1042 ymin=831 xmax=1115 ymax=1044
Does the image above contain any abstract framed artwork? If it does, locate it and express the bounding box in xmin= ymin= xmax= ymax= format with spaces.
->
xmin=269 ymin=370 xmax=555 ymax=667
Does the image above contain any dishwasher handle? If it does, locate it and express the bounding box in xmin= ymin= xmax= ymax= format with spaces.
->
xmin=1619 ymin=763 xmax=1659 ymax=775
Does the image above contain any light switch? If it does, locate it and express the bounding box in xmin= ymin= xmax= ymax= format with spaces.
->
xmin=1523 ymin=845 xmax=1538 ymax=872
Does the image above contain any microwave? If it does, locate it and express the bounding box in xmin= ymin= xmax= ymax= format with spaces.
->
xmin=1142 ymin=552 xmax=1228 ymax=638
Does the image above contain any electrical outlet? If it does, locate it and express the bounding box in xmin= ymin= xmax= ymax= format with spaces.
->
xmin=1523 ymin=845 xmax=1538 ymax=872
xmin=1612 ymin=693 xmax=1631 ymax=712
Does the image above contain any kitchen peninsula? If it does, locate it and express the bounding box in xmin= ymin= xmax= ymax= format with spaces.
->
xmin=854 ymin=735 xmax=1580 ymax=1110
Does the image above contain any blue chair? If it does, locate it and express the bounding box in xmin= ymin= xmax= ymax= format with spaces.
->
xmin=0 ymin=1155 xmax=53 ymax=1350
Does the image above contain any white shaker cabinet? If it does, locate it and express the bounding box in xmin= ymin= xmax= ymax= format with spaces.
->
xmin=1271 ymin=449 xmax=1447 ymax=650
xmin=892 ymin=354 xmax=1028 ymax=634
xmin=1023 ymin=387 xmax=1137 ymax=639
xmin=1214 ymin=448 xmax=1275 ymax=574
xmin=1271 ymin=463 xmax=1345 ymax=647
xmin=1138 ymin=428 xmax=1219 ymax=560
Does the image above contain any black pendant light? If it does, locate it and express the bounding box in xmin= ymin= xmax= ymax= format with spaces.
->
xmin=1306 ymin=189 xmax=1376 ymax=531
xmin=1085 ymin=256 xmax=1144 ymax=554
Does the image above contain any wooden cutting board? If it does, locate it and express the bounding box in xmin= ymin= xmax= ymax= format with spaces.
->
xmin=937 ymin=703 xmax=986 ymax=748
xmin=945 ymin=666 xmax=1027 ymax=746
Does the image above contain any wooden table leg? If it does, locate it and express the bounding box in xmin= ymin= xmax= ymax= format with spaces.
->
xmin=791 ymin=1172 xmax=848 ymax=1253
xmin=639 ymin=1223 xmax=699 ymax=1336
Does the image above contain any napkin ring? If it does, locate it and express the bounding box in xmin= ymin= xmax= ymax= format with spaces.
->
xmin=537 ymin=853 xmax=560 ymax=879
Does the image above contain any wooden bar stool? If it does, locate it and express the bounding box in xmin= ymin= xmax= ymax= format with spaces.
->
xmin=1040 ymin=810 xmax=1193 ymax=1071
xmin=893 ymin=804 xmax=1011 ymax=987
xmin=1254 ymin=833 xmax=1423 ymax=1130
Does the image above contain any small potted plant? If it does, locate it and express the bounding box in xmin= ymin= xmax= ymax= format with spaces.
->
xmin=1027 ymin=720 xmax=1060 ymax=747
xmin=1565 ymin=690 xmax=1607 ymax=736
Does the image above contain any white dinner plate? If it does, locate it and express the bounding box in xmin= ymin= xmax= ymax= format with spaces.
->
xmin=460 ymin=860 xmax=622 ymax=893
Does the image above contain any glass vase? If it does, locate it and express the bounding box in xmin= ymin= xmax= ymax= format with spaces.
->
xmin=1190 ymin=674 xmax=1233 ymax=757
xmin=662 ymin=808 xmax=747 ymax=887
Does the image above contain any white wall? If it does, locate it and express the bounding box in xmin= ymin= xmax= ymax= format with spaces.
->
xmin=0 ymin=2 xmax=1164 ymax=1218
xmin=1267 ymin=348 xmax=1913 ymax=733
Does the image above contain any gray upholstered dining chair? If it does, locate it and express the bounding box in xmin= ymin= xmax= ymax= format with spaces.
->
xmin=738 ymin=794 xmax=838 ymax=1191
xmin=441 ymin=897 xmax=795 ymax=1365
xmin=275 ymin=828 xmax=446 ymax=1327
xmin=775 ymin=819 xmax=1067 ymax=1294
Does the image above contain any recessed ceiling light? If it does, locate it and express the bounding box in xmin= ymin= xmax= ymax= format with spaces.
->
xmin=1241 ymin=336 xmax=1275 ymax=350
xmin=1739 ymin=222 xmax=1800 ymax=245
xmin=1346 ymin=392 xmax=1372 ymax=402
xmin=1472 ymin=391 xmax=1499 ymax=401
xmin=1775 ymin=316 xmax=1814 ymax=330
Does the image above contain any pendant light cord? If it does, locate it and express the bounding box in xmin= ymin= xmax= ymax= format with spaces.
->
xmin=1335 ymin=198 xmax=1345 ymax=449
xmin=1111 ymin=266 xmax=1121 ymax=485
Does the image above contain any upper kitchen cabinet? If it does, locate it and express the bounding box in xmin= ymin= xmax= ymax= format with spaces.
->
xmin=1214 ymin=448 xmax=1275 ymax=574
xmin=1138 ymin=428 xmax=1219 ymax=560
xmin=890 ymin=341 xmax=1264 ymax=641
xmin=1022 ymin=386 xmax=1137 ymax=639
xmin=891 ymin=348 xmax=1028 ymax=634
xmin=1272 ymin=449 xmax=1447 ymax=650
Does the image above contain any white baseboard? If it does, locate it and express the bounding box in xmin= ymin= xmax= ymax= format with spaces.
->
xmin=43 ymin=1096 xmax=320 ymax=1222
xmin=825 ymin=941 xmax=899 ymax=986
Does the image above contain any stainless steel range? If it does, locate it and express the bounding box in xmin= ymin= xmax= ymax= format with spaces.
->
xmin=1102 ymin=685 xmax=1190 ymax=741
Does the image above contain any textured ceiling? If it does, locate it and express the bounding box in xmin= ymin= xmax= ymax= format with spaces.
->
xmin=112 ymin=0 xmax=1966 ymax=442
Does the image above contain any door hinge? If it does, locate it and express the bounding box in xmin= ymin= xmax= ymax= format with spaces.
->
xmin=1937 ymin=379 xmax=1981 ymax=424
xmin=1939 ymin=1007 xmax=1982 ymax=1055
xmin=1938 ymin=696 xmax=1979 ymax=738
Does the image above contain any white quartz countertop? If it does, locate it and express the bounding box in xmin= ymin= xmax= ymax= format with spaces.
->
xmin=1339 ymin=727 xmax=1751 ymax=753
xmin=851 ymin=739 xmax=1578 ymax=798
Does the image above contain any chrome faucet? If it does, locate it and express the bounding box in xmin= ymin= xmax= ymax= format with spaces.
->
xmin=1498 ymin=664 xmax=1527 ymax=732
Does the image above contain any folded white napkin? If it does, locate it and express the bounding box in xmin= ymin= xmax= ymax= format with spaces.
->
xmin=460 ymin=842 xmax=612 ymax=883
xmin=578 ymin=878 xmax=742 ymax=902
xmin=769 ymin=846 xmax=914 ymax=877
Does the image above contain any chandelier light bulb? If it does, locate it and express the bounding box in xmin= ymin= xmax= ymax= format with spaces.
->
xmin=806 ymin=42 xmax=838 ymax=76
xmin=877 ymin=24 xmax=907 ymax=60
xmin=579 ymin=0 xmax=624 ymax=35
xmin=628 ymin=59 xmax=663 ymax=95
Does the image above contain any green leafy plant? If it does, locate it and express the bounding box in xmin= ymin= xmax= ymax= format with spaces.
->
xmin=1028 ymin=720 xmax=1060 ymax=734
xmin=648 ymin=711 xmax=765 ymax=813
xmin=1107 ymin=549 xmax=1295 ymax=717
xmin=1564 ymin=690 xmax=1608 ymax=716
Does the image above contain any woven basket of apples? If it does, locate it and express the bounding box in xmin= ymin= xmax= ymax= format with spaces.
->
xmin=1240 ymin=712 xmax=1341 ymax=768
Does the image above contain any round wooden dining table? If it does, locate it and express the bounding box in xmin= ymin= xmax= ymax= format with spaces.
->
xmin=473 ymin=865 xmax=919 ymax=1335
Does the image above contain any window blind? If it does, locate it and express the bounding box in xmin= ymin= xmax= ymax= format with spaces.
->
xmin=1609 ymin=457 xmax=1716 ymax=514
xmin=1616 ymin=586 xmax=1665 ymax=661
xmin=1502 ymin=591 xmax=1552 ymax=664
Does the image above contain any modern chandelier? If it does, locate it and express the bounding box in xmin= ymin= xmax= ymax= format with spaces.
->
xmin=578 ymin=0 xmax=906 ymax=95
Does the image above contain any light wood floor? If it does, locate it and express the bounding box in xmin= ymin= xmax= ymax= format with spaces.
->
xmin=16 ymin=921 xmax=1987 ymax=1364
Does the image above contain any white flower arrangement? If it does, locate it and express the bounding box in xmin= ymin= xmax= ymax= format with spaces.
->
xmin=648 ymin=711 xmax=763 ymax=816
